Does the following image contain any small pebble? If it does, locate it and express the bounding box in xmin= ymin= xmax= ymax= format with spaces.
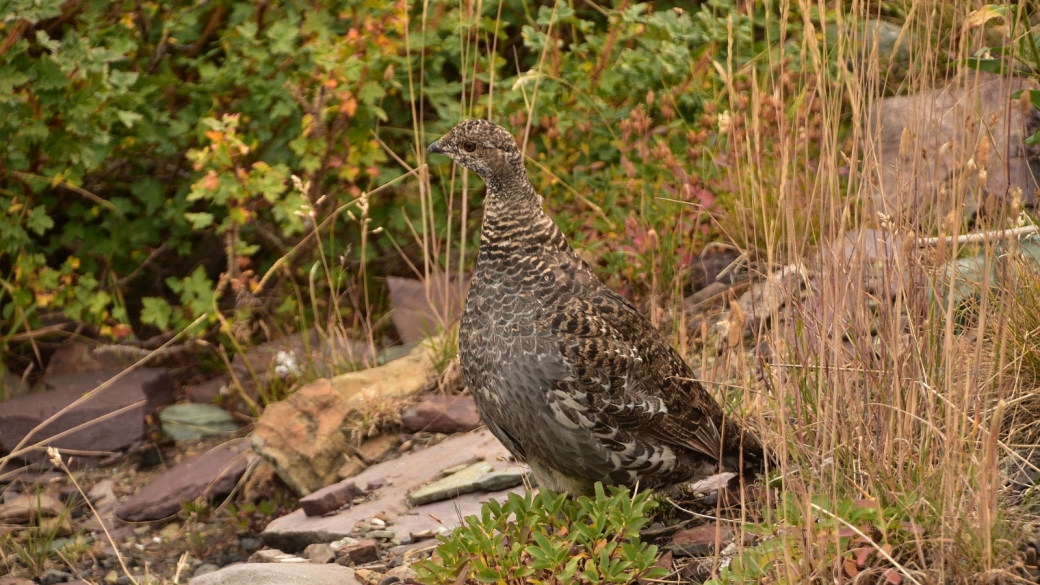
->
xmin=371 ymin=517 xmax=386 ymax=528
xmin=367 ymin=530 xmax=396 ymax=540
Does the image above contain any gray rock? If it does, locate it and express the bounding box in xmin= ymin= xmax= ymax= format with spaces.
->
xmin=366 ymin=530 xmax=396 ymax=540
xmin=303 ymin=543 xmax=335 ymax=564
xmin=248 ymin=548 xmax=309 ymax=563
xmin=474 ymin=469 xmax=530 ymax=492
xmin=194 ymin=563 xmax=220 ymax=578
xmin=160 ymin=403 xmax=239 ymax=441
xmin=39 ymin=569 xmax=75 ymax=585
xmin=862 ymin=73 xmax=1040 ymax=218
xmin=189 ymin=563 xmax=361 ymax=585
xmin=406 ymin=461 xmax=494 ymax=507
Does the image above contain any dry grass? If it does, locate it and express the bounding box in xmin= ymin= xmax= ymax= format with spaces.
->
xmin=689 ymin=0 xmax=1040 ymax=582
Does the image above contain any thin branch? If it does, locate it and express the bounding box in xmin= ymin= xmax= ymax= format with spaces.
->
xmin=9 ymin=171 xmax=124 ymax=216
xmin=916 ymin=225 xmax=1038 ymax=247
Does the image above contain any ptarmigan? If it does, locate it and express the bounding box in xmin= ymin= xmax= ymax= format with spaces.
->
xmin=428 ymin=119 xmax=764 ymax=495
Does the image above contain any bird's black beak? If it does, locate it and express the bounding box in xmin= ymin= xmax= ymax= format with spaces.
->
xmin=427 ymin=141 xmax=444 ymax=154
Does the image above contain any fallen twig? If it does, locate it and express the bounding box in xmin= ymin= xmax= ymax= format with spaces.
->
xmin=916 ymin=225 xmax=1038 ymax=247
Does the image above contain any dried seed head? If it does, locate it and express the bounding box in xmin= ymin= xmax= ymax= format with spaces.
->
xmin=898 ymin=127 xmax=913 ymax=160
xmin=975 ymin=134 xmax=991 ymax=171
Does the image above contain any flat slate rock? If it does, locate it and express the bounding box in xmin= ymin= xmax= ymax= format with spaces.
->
xmin=159 ymin=403 xmax=239 ymax=441
xmin=0 ymin=368 xmax=174 ymax=463
xmin=189 ymin=562 xmax=361 ymax=585
xmin=263 ymin=429 xmax=527 ymax=552
xmin=116 ymin=439 xmax=253 ymax=521
xmin=400 ymin=394 xmax=481 ymax=434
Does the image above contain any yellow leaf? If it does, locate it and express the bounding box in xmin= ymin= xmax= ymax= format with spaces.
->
xmin=964 ymin=5 xmax=1005 ymax=29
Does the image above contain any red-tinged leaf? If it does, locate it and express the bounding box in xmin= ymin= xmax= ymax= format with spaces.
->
xmin=855 ymin=499 xmax=876 ymax=508
xmin=855 ymin=547 xmax=873 ymax=567
xmin=898 ymin=521 xmax=925 ymax=535
xmin=883 ymin=568 xmax=903 ymax=584
xmin=843 ymin=558 xmax=859 ymax=578
xmin=837 ymin=528 xmax=858 ymax=538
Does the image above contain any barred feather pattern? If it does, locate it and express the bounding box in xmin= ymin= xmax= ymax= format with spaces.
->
xmin=430 ymin=119 xmax=763 ymax=494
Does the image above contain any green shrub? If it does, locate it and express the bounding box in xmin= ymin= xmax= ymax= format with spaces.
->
xmin=417 ymin=483 xmax=666 ymax=584
xmin=1 ymin=0 xmax=767 ymax=354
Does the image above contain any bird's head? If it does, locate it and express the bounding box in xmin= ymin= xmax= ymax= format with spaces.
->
xmin=427 ymin=120 xmax=525 ymax=186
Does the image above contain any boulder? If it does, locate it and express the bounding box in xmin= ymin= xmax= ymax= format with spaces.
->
xmin=327 ymin=342 xmax=436 ymax=404
xmin=189 ymin=563 xmax=361 ymax=585
xmin=0 ymin=369 xmax=175 ymax=463
xmin=116 ymin=439 xmax=253 ymax=522
xmin=251 ymin=379 xmax=354 ymax=496
xmin=400 ymin=394 xmax=481 ymax=434
xmin=252 ymin=343 xmax=436 ymax=496
xmin=862 ymin=72 xmax=1040 ymax=219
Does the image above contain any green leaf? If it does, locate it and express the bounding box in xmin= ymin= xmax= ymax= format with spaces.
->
xmin=184 ymin=212 xmax=215 ymax=229
xmin=116 ymin=110 xmax=143 ymax=128
xmin=140 ymin=297 xmax=172 ymax=331
xmin=26 ymin=206 xmax=54 ymax=235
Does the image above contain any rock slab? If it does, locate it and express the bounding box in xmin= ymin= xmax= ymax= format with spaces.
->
xmin=262 ymin=429 xmax=526 ymax=552
xmin=300 ymin=481 xmax=360 ymax=517
xmin=189 ymin=563 xmax=360 ymax=585
xmin=406 ymin=461 xmax=493 ymax=506
xmin=160 ymin=403 xmax=240 ymax=441
xmin=400 ymin=394 xmax=481 ymax=434
xmin=116 ymin=439 xmax=253 ymax=521
xmin=0 ymin=369 xmax=175 ymax=463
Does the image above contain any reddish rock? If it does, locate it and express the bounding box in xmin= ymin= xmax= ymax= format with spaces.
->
xmin=251 ymin=379 xmax=354 ymax=495
xmin=301 ymin=481 xmax=360 ymax=517
xmin=387 ymin=275 xmax=468 ymax=344
xmin=0 ymin=369 xmax=175 ymax=463
xmin=116 ymin=439 xmax=253 ymax=521
xmin=335 ymin=539 xmax=380 ymax=565
xmin=401 ymin=395 xmax=481 ymax=434
xmin=669 ymin=525 xmax=735 ymax=557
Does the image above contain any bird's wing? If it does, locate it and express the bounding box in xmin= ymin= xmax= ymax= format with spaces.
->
xmin=541 ymin=287 xmax=726 ymax=461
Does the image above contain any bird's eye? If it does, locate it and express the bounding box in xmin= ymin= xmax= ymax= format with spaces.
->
xmin=463 ymin=142 xmax=477 ymax=152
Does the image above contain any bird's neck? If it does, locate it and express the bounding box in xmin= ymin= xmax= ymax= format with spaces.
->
xmin=479 ymin=178 xmax=571 ymax=259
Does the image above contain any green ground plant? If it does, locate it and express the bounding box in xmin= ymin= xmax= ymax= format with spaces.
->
xmin=416 ymin=483 xmax=666 ymax=584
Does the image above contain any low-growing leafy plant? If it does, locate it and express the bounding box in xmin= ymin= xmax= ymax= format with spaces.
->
xmin=417 ymin=483 xmax=666 ymax=585
xmin=0 ymin=491 xmax=74 ymax=579
xmin=708 ymin=493 xmax=932 ymax=585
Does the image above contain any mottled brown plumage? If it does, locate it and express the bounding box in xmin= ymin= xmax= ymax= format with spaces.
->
xmin=428 ymin=119 xmax=763 ymax=495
